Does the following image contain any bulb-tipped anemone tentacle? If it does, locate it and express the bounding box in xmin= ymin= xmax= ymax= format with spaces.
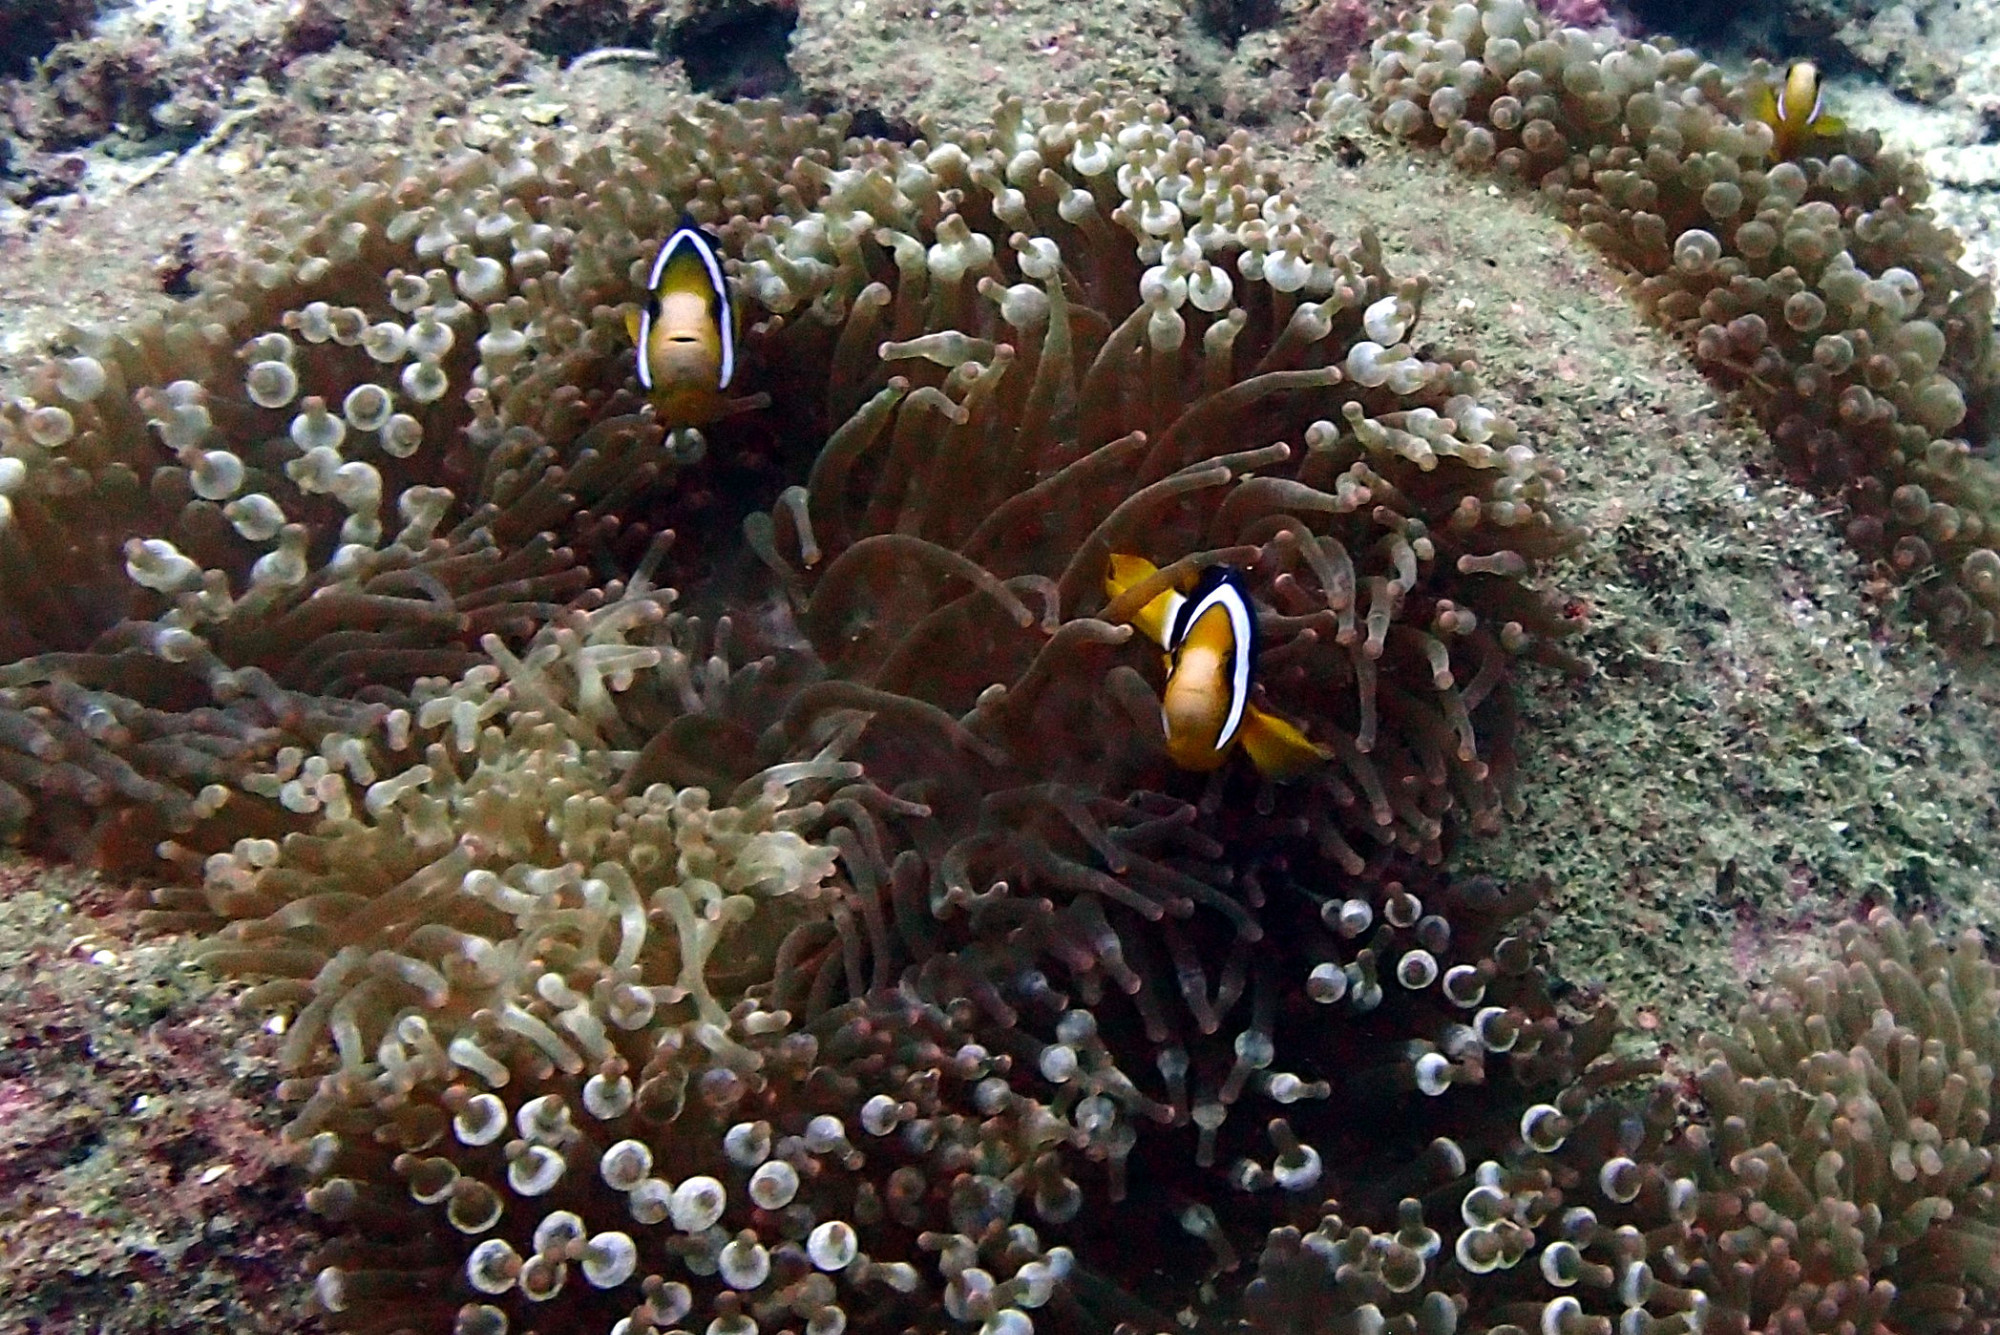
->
xmin=0 ymin=89 xmax=1585 ymax=1334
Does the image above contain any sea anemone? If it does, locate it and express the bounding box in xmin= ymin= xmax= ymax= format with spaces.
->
xmin=0 ymin=88 xmax=1594 ymax=1332
xmin=1317 ymin=0 xmax=2000 ymax=643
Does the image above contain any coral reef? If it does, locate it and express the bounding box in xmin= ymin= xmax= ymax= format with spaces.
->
xmin=1317 ymin=0 xmax=2000 ymax=644
xmin=2 ymin=10 xmax=1999 ymax=1335
xmin=785 ymin=0 xmax=1185 ymax=130
xmin=0 ymin=86 xmax=1601 ymax=1331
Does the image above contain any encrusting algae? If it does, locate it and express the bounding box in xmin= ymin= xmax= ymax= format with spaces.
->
xmin=0 ymin=40 xmax=1997 ymax=1335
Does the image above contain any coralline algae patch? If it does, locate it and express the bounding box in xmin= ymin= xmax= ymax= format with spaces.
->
xmin=0 ymin=851 xmax=311 ymax=1334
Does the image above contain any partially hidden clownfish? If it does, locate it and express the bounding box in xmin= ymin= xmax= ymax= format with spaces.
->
xmin=1106 ymin=554 xmax=1331 ymax=780
xmin=626 ymin=216 xmax=747 ymax=428
xmin=1750 ymin=60 xmax=1844 ymax=160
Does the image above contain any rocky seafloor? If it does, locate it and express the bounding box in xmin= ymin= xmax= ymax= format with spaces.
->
xmin=1 ymin=0 xmax=1998 ymax=1329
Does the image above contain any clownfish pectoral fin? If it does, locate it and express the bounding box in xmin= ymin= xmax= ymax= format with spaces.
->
xmin=1812 ymin=110 xmax=1845 ymax=140
xmin=1749 ymin=81 xmax=1789 ymax=156
xmin=625 ymin=305 xmax=642 ymax=345
xmin=1749 ymin=82 xmax=1779 ymax=129
xmin=1238 ymin=705 xmax=1331 ymax=781
xmin=1104 ymin=553 xmax=1182 ymax=650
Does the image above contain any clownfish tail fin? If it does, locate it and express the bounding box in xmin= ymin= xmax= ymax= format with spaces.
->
xmin=1240 ymin=706 xmax=1331 ymax=781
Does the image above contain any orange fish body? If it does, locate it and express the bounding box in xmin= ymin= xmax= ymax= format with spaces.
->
xmin=626 ymin=218 xmax=739 ymax=427
xmin=1751 ymin=60 xmax=1844 ymax=159
xmin=1105 ymin=554 xmax=1329 ymax=780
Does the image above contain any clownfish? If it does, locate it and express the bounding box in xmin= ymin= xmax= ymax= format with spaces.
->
xmin=626 ymin=217 xmax=741 ymax=427
xmin=1106 ymin=554 xmax=1330 ymax=780
xmin=1750 ymin=60 xmax=1844 ymax=160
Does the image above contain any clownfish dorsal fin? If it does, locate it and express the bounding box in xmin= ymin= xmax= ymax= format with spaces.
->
xmin=1104 ymin=553 xmax=1184 ymax=650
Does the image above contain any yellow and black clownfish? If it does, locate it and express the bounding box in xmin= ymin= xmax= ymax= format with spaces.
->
xmin=1750 ymin=60 xmax=1844 ymax=160
xmin=1106 ymin=554 xmax=1330 ymax=780
xmin=626 ymin=216 xmax=739 ymax=427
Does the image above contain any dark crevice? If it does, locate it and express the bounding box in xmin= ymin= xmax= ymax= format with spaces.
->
xmin=661 ymin=2 xmax=799 ymax=102
xmin=1619 ymin=0 xmax=1751 ymax=48
xmin=1622 ymin=0 xmax=1844 ymax=65
xmin=839 ymin=104 xmax=922 ymax=145
xmin=526 ymin=0 xmax=664 ymax=64
xmin=1191 ymin=0 xmax=1280 ymax=45
xmin=0 ymin=0 xmax=98 ymax=79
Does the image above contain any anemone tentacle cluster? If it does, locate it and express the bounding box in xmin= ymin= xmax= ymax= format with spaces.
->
xmin=1238 ymin=909 xmax=2000 ymax=1335
xmin=0 ymin=90 xmax=1591 ymax=1333
xmin=1317 ymin=0 xmax=2000 ymax=644
xmin=1689 ymin=909 xmax=2000 ymax=1335
xmin=0 ymin=92 xmax=1575 ymax=876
